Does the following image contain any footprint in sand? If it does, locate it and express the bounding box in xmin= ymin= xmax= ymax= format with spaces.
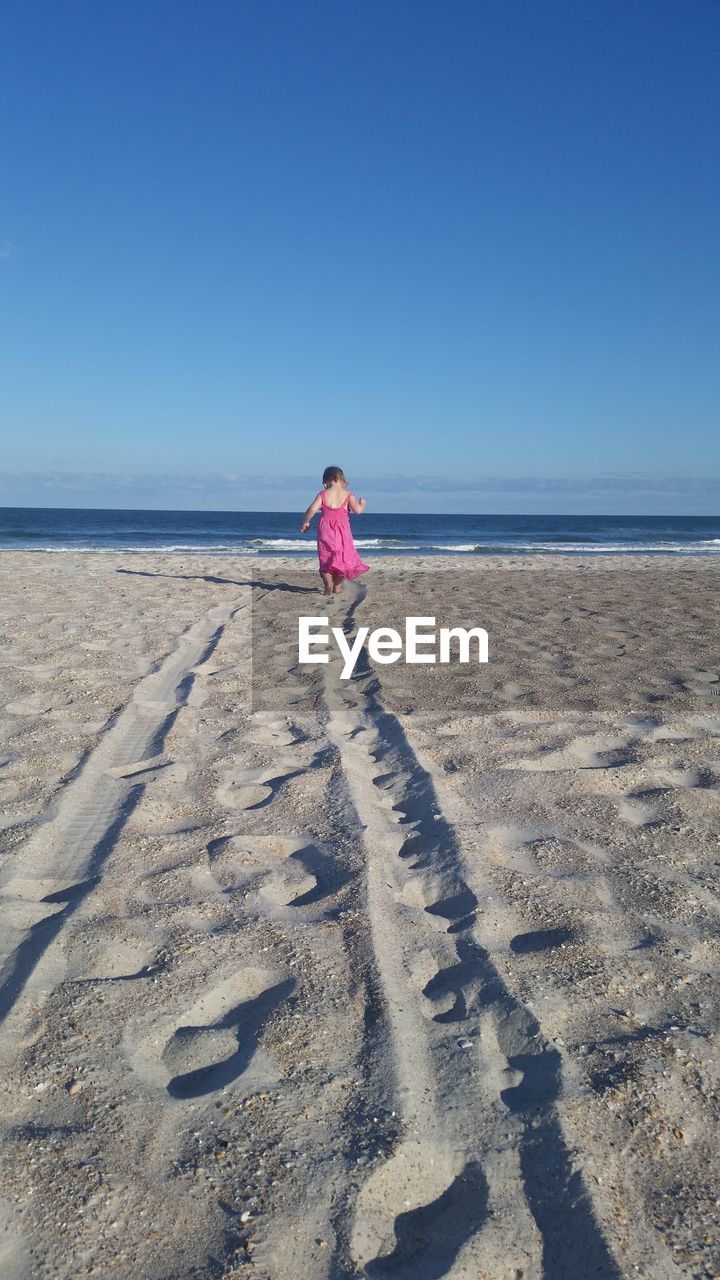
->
xmin=568 ymin=735 xmax=636 ymax=769
xmin=208 ymin=832 xmax=305 ymax=872
xmin=622 ymin=714 xmax=661 ymax=735
xmin=421 ymin=956 xmax=480 ymax=1024
xmin=681 ymin=668 xmax=720 ymax=700
xmin=407 ymin=949 xmax=445 ymax=993
xmin=256 ymin=843 xmax=343 ymax=913
xmin=207 ymin=835 xmax=345 ymax=915
xmin=515 ymin=734 xmax=634 ymax=772
xmin=397 ymin=874 xmax=478 ymax=933
xmin=618 ymin=788 xmax=666 ymax=826
xmin=129 ymin=968 xmax=295 ymax=1099
xmin=509 ymin=926 xmax=576 ymax=955
xmin=215 ymin=764 xmax=305 ymax=811
xmin=259 ymin=863 xmax=317 ymax=908
xmin=138 ymin=860 xmax=225 ymax=907
xmin=76 ymin=939 xmax=157 ymax=983
xmin=247 ymin=711 xmax=304 ymax=748
xmin=658 ymin=763 xmax=717 ymax=789
xmin=496 ymin=682 xmax=533 ymax=705
xmin=351 ymin=1144 xmax=489 ymax=1278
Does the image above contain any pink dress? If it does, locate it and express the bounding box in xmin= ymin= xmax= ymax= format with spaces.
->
xmin=317 ymin=491 xmax=369 ymax=580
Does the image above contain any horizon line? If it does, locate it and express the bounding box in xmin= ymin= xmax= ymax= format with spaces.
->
xmin=2 ymin=503 xmax=720 ymax=519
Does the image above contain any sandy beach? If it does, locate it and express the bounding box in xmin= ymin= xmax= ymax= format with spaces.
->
xmin=0 ymin=550 xmax=719 ymax=1280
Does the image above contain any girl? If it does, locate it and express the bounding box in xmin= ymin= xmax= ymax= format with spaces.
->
xmin=300 ymin=466 xmax=369 ymax=595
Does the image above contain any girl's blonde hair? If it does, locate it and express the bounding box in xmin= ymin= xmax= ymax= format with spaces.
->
xmin=323 ymin=466 xmax=345 ymax=486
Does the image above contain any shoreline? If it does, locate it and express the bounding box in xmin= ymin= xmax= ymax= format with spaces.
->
xmin=2 ymin=548 xmax=720 ymax=572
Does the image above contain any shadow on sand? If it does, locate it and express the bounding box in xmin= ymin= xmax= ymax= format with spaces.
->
xmin=115 ymin=568 xmax=317 ymax=593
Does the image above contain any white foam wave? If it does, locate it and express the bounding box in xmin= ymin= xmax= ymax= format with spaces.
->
xmin=250 ymin=537 xmax=409 ymax=549
xmin=508 ymin=542 xmax=720 ymax=553
xmin=249 ymin=539 xmax=317 ymax=551
xmin=425 ymin=543 xmax=478 ymax=552
xmin=4 ymin=543 xmax=259 ymax=555
xmin=3 ymin=538 xmax=719 ymax=557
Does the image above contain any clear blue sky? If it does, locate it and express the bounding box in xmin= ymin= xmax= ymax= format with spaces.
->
xmin=2 ymin=0 xmax=719 ymax=512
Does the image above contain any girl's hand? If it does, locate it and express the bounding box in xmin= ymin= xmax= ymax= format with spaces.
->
xmin=300 ymin=522 xmax=310 ymax=533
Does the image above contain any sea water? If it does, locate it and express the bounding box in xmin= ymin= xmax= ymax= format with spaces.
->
xmin=1 ymin=507 xmax=719 ymax=557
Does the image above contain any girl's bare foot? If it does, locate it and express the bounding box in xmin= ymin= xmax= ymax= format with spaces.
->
xmin=321 ymin=572 xmax=334 ymax=596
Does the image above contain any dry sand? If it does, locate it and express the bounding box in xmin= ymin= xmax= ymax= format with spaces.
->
xmin=0 ymin=551 xmax=719 ymax=1279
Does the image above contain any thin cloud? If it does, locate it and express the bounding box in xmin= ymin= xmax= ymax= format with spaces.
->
xmin=1 ymin=469 xmax=720 ymax=498
xmin=0 ymin=240 xmax=22 ymax=261
xmin=369 ymin=474 xmax=720 ymax=497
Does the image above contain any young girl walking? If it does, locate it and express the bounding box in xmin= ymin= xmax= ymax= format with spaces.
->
xmin=300 ymin=466 xmax=369 ymax=595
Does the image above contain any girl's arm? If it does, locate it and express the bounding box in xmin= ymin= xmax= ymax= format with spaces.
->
xmin=348 ymin=493 xmax=366 ymax=514
xmin=300 ymin=493 xmax=323 ymax=532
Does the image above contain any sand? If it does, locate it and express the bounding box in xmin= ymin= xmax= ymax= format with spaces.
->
xmin=0 ymin=550 xmax=718 ymax=1279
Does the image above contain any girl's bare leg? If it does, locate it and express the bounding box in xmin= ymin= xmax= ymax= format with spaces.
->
xmin=320 ymin=572 xmax=334 ymax=596
xmin=332 ymin=573 xmax=344 ymax=594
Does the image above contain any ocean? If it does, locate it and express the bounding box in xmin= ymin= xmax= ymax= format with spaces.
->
xmin=1 ymin=507 xmax=719 ymax=556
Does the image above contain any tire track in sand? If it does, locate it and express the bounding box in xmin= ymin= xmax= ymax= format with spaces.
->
xmin=323 ymin=590 xmax=627 ymax=1280
xmin=0 ymin=591 xmax=253 ymax=1036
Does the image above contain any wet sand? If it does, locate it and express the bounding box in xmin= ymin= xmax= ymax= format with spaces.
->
xmin=0 ymin=551 xmax=719 ymax=1279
